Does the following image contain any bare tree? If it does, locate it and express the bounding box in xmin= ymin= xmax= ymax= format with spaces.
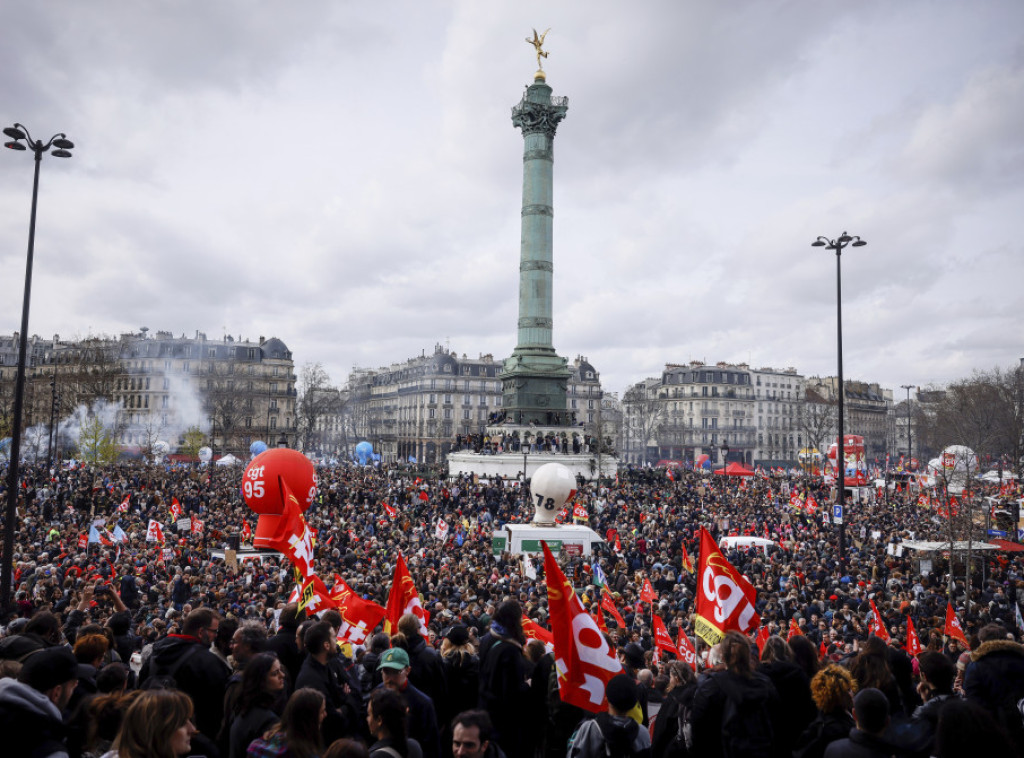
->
xmin=800 ymin=387 xmax=837 ymax=457
xmin=297 ymin=363 xmax=342 ymax=453
xmin=623 ymin=381 xmax=665 ymax=464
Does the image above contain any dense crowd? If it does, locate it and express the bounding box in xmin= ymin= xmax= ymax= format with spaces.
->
xmin=1 ymin=457 xmax=1023 ymax=757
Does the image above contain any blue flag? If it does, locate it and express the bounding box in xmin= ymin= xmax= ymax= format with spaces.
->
xmin=88 ymin=525 xmax=101 ymax=544
xmin=593 ymin=563 xmax=608 ymax=588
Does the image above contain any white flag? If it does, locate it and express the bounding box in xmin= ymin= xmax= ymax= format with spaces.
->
xmin=434 ymin=519 xmax=449 ymax=542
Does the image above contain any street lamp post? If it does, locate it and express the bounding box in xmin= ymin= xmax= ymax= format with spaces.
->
xmin=812 ymin=231 xmax=866 ymax=575
xmin=1 ymin=124 xmax=74 ymax=615
xmin=900 ymin=384 xmax=914 ymax=470
xmin=47 ymin=372 xmax=58 ymax=467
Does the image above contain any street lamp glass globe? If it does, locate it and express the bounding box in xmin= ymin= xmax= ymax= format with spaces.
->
xmin=3 ymin=126 xmax=26 ymax=140
xmin=4 ymin=141 xmax=26 ymax=151
xmin=52 ymin=138 xmax=74 ymax=150
xmin=51 ymin=150 xmax=72 ymax=158
xmin=811 ymin=240 xmax=826 ymax=247
xmin=852 ymin=239 xmax=867 ymax=247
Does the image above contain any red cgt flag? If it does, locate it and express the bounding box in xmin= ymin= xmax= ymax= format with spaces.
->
xmin=787 ymin=618 xmax=804 ymax=641
xmin=601 ymin=590 xmax=626 ymax=628
xmin=169 ymin=497 xmax=183 ymax=520
xmin=694 ymin=527 xmax=760 ymax=646
xmin=542 ymin=541 xmax=623 ymax=713
xmin=653 ymin=615 xmax=677 ymax=657
xmin=944 ymin=603 xmax=969 ymax=646
xmin=522 ymin=615 xmax=554 ymax=653
xmin=676 ymin=627 xmax=698 ymax=671
xmin=382 ymin=501 xmax=397 ymax=519
xmin=681 ymin=542 xmax=695 ymax=574
xmin=755 ymin=626 xmax=770 ymax=655
xmin=329 ymin=576 xmax=386 ymax=646
xmin=905 ymin=615 xmax=922 ymax=657
xmin=385 ymin=553 xmax=429 ymax=639
xmin=640 ymin=578 xmax=657 ymax=603
xmin=869 ymin=599 xmax=891 ymax=643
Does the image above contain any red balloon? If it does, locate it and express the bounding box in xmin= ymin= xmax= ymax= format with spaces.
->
xmin=242 ymin=449 xmax=317 ymax=516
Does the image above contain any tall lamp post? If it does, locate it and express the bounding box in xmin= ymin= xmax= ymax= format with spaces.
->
xmin=812 ymin=231 xmax=866 ymax=575
xmin=1 ymin=124 xmax=74 ymax=615
xmin=900 ymin=384 xmax=914 ymax=469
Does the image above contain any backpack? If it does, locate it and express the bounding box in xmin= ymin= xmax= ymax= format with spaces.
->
xmin=716 ymin=674 xmax=775 ymax=758
xmin=246 ymin=733 xmax=290 ymax=757
xmin=673 ymin=688 xmax=695 ymax=753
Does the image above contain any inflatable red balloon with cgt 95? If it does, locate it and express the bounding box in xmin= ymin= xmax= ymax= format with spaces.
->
xmin=241 ymin=449 xmax=317 ymax=549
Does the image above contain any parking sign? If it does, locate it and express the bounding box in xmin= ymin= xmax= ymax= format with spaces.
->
xmin=833 ymin=504 xmax=843 ymax=524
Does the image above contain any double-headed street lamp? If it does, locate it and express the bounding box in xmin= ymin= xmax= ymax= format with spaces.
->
xmin=2 ymin=124 xmax=74 ymax=614
xmin=812 ymin=231 xmax=866 ymax=575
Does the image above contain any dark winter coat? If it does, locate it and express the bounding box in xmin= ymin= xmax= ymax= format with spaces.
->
xmin=757 ymin=660 xmax=816 ymax=758
xmin=794 ymin=710 xmax=856 ymax=758
xmin=478 ymin=635 xmax=531 ymax=757
xmin=822 ymin=728 xmax=899 ymax=758
xmin=650 ymin=681 xmax=697 ymax=758
xmin=963 ymin=639 xmax=1024 ymax=756
xmin=689 ymin=670 xmax=779 ymax=758
xmin=140 ymin=633 xmax=230 ymax=739
xmin=405 ymin=633 xmax=447 ymax=711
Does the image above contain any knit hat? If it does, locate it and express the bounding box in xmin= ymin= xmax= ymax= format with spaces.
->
xmin=605 ymin=673 xmax=638 ymax=712
xmin=446 ymin=625 xmax=470 ymax=646
xmin=621 ymin=642 xmax=645 ymax=669
xmin=19 ymin=647 xmax=78 ymax=692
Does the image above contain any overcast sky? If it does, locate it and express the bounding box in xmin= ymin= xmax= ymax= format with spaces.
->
xmin=2 ymin=1 xmax=1022 ymax=399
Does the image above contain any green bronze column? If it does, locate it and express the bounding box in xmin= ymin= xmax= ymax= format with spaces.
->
xmin=500 ymin=67 xmax=572 ymax=425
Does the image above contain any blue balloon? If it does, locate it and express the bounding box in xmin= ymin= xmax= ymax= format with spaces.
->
xmin=355 ymin=440 xmax=373 ymax=464
xmin=250 ymin=440 xmax=268 ymax=456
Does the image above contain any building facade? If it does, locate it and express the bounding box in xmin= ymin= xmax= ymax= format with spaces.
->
xmin=751 ymin=366 xmax=805 ymax=466
xmin=0 ymin=330 xmax=296 ymax=458
xmin=623 ymin=361 xmax=758 ymax=466
xmin=341 ymin=345 xmax=606 ymax=464
xmin=805 ymin=376 xmax=893 ymax=461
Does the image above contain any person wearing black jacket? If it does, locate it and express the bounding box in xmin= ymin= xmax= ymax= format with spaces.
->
xmin=295 ymin=621 xmax=361 ymax=744
xmin=690 ymin=631 xmax=779 ymax=758
xmin=793 ymin=664 xmax=856 ymax=758
xmin=650 ymin=660 xmax=698 ymax=758
xmin=265 ymin=602 xmax=306 ymax=688
xmin=477 ymin=601 xmax=531 ymax=758
xmin=139 ymin=607 xmax=230 ymax=741
xmin=757 ymin=636 xmax=816 ymax=758
xmin=398 ymin=612 xmax=448 ymax=711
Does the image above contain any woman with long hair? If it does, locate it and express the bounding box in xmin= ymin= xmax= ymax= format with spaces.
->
xmin=849 ymin=634 xmax=903 ymax=715
xmin=792 ymin=664 xmax=858 ymax=758
xmin=757 ymin=635 xmax=816 ymax=757
xmin=689 ymin=631 xmax=779 ymax=758
xmin=366 ymin=688 xmax=423 ymax=758
xmin=246 ymin=688 xmax=326 ymax=758
xmin=229 ymin=653 xmax=287 ymax=758
xmin=650 ymin=659 xmax=698 ymax=758
xmin=102 ymin=689 xmax=197 ymax=758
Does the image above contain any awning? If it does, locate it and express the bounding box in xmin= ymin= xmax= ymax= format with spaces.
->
xmin=989 ymin=538 xmax=1024 ymax=552
xmin=901 ymin=540 xmax=1000 ymax=552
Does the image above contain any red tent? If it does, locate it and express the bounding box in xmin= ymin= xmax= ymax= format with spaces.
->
xmin=713 ymin=462 xmax=756 ymax=477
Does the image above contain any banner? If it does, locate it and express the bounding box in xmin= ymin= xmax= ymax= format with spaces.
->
xmin=694 ymin=527 xmax=760 ymax=646
xmin=542 ymin=541 xmax=623 ymax=712
xmin=176 ymin=517 xmax=192 ymax=532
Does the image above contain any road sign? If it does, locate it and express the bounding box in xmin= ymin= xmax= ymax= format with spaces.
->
xmin=833 ymin=504 xmax=843 ymax=524
xmin=987 ymin=529 xmax=1008 ymax=538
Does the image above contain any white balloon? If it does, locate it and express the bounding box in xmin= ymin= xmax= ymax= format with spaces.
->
xmin=530 ymin=462 xmax=577 ymax=525
xmin=198 ymin=446 xmax=213 ymax=463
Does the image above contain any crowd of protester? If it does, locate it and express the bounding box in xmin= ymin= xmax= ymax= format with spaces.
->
xmin=0 ymin=457 xmax=1022 ymax=757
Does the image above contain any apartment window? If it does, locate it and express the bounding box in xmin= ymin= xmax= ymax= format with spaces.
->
xmin=270 ymin=418 xmax=277 ymax=429
xmin=444 ymin=394 xmax=452 ymax=404
xmin=162 ymin=396 xmax=168 ymax=409
xmin=429 ymin=409 xmax=436 ymax=419
xmin=444 ymin=409 xmax=452 ymax=419
xmin=463 ymin=410 xmax=470 ymax=419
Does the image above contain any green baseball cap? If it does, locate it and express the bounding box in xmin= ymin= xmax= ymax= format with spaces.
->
xmin=377 ymin=647 xmax=410 ymax=671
